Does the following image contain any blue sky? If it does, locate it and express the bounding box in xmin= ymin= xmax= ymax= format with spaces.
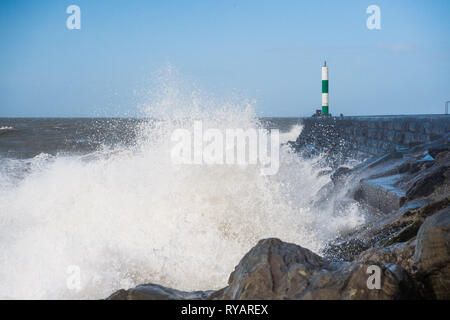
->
xmin=0 ymin=0 xmax=449 ymax=117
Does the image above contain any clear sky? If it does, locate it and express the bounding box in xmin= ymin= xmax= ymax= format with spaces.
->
xmin=0 ymin=0 xmax=449 ymax=117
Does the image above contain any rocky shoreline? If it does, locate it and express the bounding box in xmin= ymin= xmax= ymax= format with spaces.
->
xmin=107 ymin=127 xmax=449 ymax=300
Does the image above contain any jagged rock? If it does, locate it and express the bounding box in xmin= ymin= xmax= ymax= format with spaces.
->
xmin=357 ymin=238 xmax=416 ymax=275
xmin=219 ymin=238 xmax=414 ymax=300
xmin=398 ymin=160 xmax=428 ymax=174
xmin=377 ymin=197 xmax=449 ymax=248
xmin=413 ymin=207 xmax=450 ymax=299
xmin=416 ymin=196 xmax=450 ymax=219
xmin=428 ymin=146 xmax=449 ymax=159
xmin=382 ymin=221 xmax=422 ymax=247
xmin=406 ymin=165 xmax=449 ymax=200
xmin=106 ymin=283 xmax=215 ymax=300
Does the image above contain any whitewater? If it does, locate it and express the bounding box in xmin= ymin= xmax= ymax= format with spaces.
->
xmin=0 ymin=73 xmax=365 ymax=299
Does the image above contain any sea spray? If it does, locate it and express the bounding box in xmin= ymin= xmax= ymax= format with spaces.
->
xmin=0 ymin=71 xmax=365 ymax=299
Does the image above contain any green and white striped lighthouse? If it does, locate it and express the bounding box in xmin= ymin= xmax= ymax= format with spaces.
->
xmin=322 ymin=61 xmax=329 ymax=115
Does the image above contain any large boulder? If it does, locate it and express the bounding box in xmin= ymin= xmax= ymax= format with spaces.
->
xmin=219 ymin=238 xmax=413 ymax=300
xmin=413 ymin=207 xmax=450 ymax=299
xmin=106 ymin=238 xmax=415 ymax=300
xmin=406 ymin=165 xmax=449 ymax=200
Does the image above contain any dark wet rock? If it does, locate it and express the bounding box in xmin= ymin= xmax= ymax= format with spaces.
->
xmin=220 ymin=238 xmax=328 ymax=299
xmin=382 ymin=220 xmax=422 ymax=247
xmin=379 ymin=197 xmax=449 ymax=248
xmin=398 ymin=160 xmax=429 ymax=174
xmin=323 ymin=239 xmax=369 ymax=262
xmin=406 ymin=165 xmax=449 ymax=200
xmin=106 ymin=283 xmax=215 ymax=300
xmin=413 ymin=207 xmax=450 ymax=299
xmin=416 ymin=196 xmax=450 ymax=219
xmin=357 ymin=238 xmax=416 ymax=275
xmin=377 ymin=197 xmax=447 ymax=246
xmin=348 ymin=139 xmax=449 ymax=216
xmin=330 ymin=167 xmax=352 ymax=185
xmin=332 ymin=197 xmax=448 ymax=257
xmin=219 ymin=238 xmax=414 ymax=300
xmin=428 ymin=146 xmax=449 ymax=159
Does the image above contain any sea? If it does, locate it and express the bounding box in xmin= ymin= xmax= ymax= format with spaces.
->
xmin=0 ymin=112 xmax=365 ymax=299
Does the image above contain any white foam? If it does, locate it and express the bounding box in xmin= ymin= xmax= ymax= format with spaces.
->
xmin=0 ymin=126 xmax=14 ymax=134
xmin=280 ymin=124 xmax=303 ymax=144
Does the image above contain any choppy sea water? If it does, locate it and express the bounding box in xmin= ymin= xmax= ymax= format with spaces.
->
xmin=0 ymin=107 xmax=365 ymax=299
xmin=0 ymin=117 xmax=301 ymax=159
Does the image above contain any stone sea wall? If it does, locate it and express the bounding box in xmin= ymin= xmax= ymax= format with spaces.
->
xmin=298 ymin=115 xmax=450 ymax=156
